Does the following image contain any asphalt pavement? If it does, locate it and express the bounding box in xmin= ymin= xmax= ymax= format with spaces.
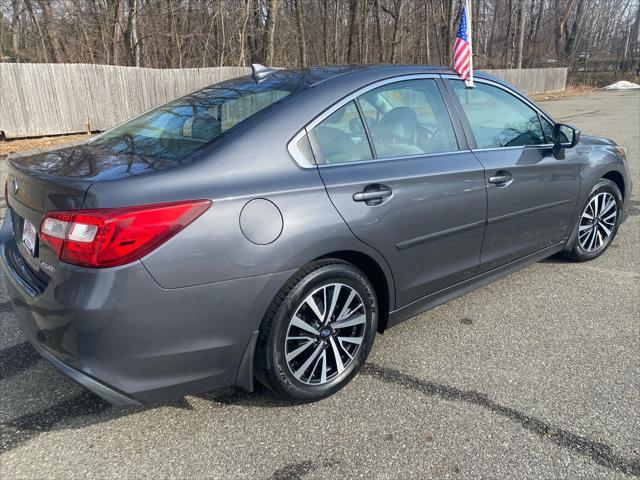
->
xmin=0 ymin=90 xmax=638 ymax=479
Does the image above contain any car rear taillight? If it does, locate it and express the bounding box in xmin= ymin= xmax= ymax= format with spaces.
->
xmin=39 ymin=200 xmax=211 ymax=268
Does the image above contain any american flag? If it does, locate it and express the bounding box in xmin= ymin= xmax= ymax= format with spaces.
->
xmin=453 ymin=4 xmax=472 ymax=80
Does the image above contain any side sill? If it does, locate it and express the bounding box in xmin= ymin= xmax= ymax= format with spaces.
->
xmin=387 ymin=242 xmax=564 ymax=329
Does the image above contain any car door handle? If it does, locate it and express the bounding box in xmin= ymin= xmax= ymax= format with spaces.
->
xmin=352 ymin=185 xmax=392 ymax=205
xmin=488 ymin=171 xmax=513 ymax=186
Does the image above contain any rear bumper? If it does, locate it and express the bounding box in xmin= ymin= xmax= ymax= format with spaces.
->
xmin=1 ymin=214 xmax=294 ymax=405
xmin=21 ymin=325 xmax=143 ymax=407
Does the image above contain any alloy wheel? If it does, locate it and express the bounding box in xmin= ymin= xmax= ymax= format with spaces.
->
xmin=578 ymin=192 xmax=617 ymax=252
xmin=284 ymin=283 xmax=367 ymax=385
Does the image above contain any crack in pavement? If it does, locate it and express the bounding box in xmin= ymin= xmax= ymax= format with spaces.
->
xmin=361 ymin=363 xmax=640 ymax=477
xmin=268 ymin=458 xmax=341 ymax=480
xmin=553 ymin=110 xmax=603 ymax=122
xmin=269 ymin=461 xmax=314 ymax=480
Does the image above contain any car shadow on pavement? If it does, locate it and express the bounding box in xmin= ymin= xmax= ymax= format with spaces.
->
xmin=2 ymin=342 xmax=640 ymax=477
xmin=542 ymin=242 xmax=623 ymax=265
xmin=0 ymin=375 xmax=265 ymax=456
xmin=0 ymin=340 xmax=284 ymax=455
xmin=540 ymin=255 xmax=570 ymax=264
xmin=0 ymin=340 xmax=41 ymax=381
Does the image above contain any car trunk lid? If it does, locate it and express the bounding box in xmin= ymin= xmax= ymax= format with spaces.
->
xmin=5 ymin=142 xmax=183 ymax=281
xmin=6 ymin=160 xmax=91 ymax=279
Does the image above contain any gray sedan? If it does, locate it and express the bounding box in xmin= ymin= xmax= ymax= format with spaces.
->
xmin=1 ymin=65 xmax=632 ymax=405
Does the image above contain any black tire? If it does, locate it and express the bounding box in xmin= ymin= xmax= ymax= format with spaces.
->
xmin=564 ymin=179 xmax=623 ymax=262
xmin=255 ymin=259 xmax=378 ymax=402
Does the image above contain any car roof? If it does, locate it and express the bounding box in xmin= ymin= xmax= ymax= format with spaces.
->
xmin=283 ymin=64 xmax=453 ymax=86
xmin=202 ymin=65 xmax=515 ymax=100
xmin=266 ymin=64 xmax=514 ymax=93
xmin=310 ymin=64 xmax=453 ymax=81
xmin=304 ymin=64 xmax=528 ymax=99
xmin=275 ymin=64 xmax=498 ymax=85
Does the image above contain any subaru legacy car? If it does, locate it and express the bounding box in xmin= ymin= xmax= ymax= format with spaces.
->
xmin=1 ymin=65 xmax=631 ymax=405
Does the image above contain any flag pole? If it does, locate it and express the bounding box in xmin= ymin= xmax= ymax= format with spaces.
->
xmin=465 ymin=0 xmax=474 ymax=88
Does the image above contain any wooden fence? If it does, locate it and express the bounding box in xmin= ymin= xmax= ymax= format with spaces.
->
xmin=0 ymin=63 xmax=251 ymax=139
xmin=483 ymin=68 xmax=567 ymax=96
xmin=0 ymin=63 xmax=567 ymax=139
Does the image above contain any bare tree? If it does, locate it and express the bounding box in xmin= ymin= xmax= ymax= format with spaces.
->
xmin=447 ymin=0 xmax=456 ymax=63
xmin=295 ymin=0 xmax=307 ymax=66
xmin=125 ymin=0 xmax=141 ymax=66
xmin=374 ymin=0 xmax=384 ymax=62
xmin=388 ymin=0 xmax=403 ymax=63
xmin=238 ymin=0 xmax=252 ymax=66
xmin=515 ymin=0 xmax=526 ymax=68
xmin=554 ymin=0 xmax=577 ymax=60
xmin=10 ymin=0 xmax=22 ymax=61
xmin=22 ymin=0 xmax=48 ymax=62
xmin=565 ymin=0 xmax=585 ymax=61
xmin=0 ymin=0 xmax=636 ymax=83
xmin=262 ymin=0 xmax=281 ymax=65
xmin=108 ymin=0 xmax=126 ymax=64
xmin=347 ymin=0 xmax=359 ymax=63
xmin=38 ymin=0 xmax=62 ymax=62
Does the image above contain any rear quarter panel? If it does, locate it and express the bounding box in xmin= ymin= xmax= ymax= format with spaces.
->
xmin=83 ymin=68 xmax=440 ymax=308
xmin=137 ymin=166 xmax=392 ymax=291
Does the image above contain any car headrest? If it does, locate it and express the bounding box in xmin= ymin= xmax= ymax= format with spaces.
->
xmin=315 ymin=126 xmax=371 ymax=164
xmin=380 ymin=107 xmax=419 ymax=144
xmin=315 ymin=126 xmax=352 ymax=156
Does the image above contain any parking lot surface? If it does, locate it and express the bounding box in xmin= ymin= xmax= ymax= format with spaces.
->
xmin=0 ymin=90 xmax=638 ymax=479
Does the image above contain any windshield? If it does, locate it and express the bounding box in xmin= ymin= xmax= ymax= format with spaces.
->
xmin=90 ymin=75 xmax=307 ymax=160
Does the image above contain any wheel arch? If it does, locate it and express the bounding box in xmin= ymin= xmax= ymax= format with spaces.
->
xmin=602 ymin=170 xmax=625 ymax=199
xmin=237 ymin=248 xmax=395 ymax=391
xmin=316 ymin=250 xmax=393 ymax=334
xmin=562 ymin=174 xmax=625 ymax=254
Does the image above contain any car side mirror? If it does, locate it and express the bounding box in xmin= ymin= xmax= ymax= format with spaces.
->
xmin=552 ymin=123 xmax=581 ymax=149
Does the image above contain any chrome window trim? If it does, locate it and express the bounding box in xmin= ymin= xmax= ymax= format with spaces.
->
xmin=307 ymin=74 xmax=441 ymax=130
xmin=312 ymin=149 xmax=465 ymax=169
xmin=471 ymin=144 xmax=555 ymax=153
xmin=287 ymin=73 xmax=459 ymax=169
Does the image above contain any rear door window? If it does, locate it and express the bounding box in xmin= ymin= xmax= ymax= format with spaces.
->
xmin=359 ymin=79 xmax=459 ymax=158
xmin=308 ymin=101 xmax=373 ymax=165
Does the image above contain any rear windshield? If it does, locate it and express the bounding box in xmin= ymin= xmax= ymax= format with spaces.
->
xmin=90 ymin=75 xmax=307 ymax=160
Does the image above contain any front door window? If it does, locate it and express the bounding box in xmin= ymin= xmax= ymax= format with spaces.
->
xmin=451 ymin=81 xmax=545 ymax=149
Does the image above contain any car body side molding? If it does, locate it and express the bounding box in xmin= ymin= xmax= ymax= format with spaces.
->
xmin=486 ymin=198 xmax=575 ymax=225
xmin=387 ymin=241 xmax=565 ymax=328
xmin=395 ymin=220 xmax=486 ymax=251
